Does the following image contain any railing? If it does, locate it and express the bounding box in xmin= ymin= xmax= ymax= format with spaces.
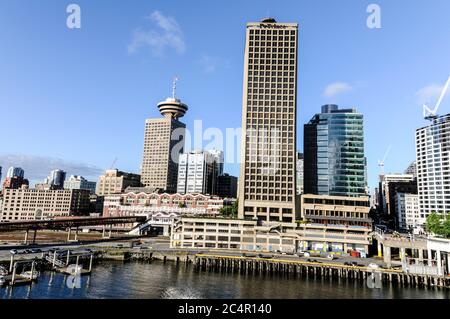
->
xmin=44 ymin=254 xmax=65 ymax=268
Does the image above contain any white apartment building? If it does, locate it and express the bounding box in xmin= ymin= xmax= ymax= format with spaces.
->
xmin=416 ymin=114 xmax=450 ymax=222
xmin=395 ymin=193 xmax=420 ymax=231
xmin=177 ymin=150 xmax=223 ymax=195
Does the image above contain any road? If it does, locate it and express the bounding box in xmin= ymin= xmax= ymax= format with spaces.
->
xmin=0 ymin=237 xmax=170 ymax=262
xmin=0 ymin=237 xmax=392 ymax=269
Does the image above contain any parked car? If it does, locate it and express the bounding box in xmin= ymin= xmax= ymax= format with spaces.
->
xmin=257 ymin=254 xmax=273 ymax=259
xmin=10 ymin=249 xmax=18 ymax=255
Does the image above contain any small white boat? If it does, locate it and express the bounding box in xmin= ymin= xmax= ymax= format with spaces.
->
xmin=19 ymin=271 xmax=40 ymax=280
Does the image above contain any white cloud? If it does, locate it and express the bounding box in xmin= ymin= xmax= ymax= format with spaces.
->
xmin=416 ymin=83 xmax=448 ymax=107
xmin=0 ymin=154 xmax=103 ymax=183
xmin=128 ymin=11 xmax=185 ymax=56
xmin=198 ymin=55 xmax=229 ymax=73
xmin=323 ymin=82 xmax=353 ymax=98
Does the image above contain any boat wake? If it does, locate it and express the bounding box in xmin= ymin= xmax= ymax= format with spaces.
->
xmin=161 ymin=287 xmax=203 ymax=299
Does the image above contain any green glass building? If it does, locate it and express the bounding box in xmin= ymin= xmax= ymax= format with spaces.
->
xmin=304 ymin=105 xmax=366 ymax=197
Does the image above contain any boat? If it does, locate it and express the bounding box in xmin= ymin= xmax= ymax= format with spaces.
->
xmin=19 ymin=271 xmax=40 ymax=280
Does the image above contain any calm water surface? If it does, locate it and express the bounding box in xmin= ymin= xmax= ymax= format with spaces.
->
xmin=1 ymin=261 xmax=449 ymax=299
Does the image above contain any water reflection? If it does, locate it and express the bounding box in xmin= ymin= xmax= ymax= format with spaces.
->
xmin=0 ymin=261 xmax=449 ymax=299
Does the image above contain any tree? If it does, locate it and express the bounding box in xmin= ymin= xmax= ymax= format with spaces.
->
xmin=426 ymin=212 xmax=442 ymax=235
xmin=220 ymin=201 xmax=238 ymax=218
xmin=426 ymin=212 xmax=450 ymax=238
xmin=443 ymin=214 xmax=450 ymax=238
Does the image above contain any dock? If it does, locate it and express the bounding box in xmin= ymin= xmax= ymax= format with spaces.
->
xmin=194 ymin=254 xmax=450 ymax=288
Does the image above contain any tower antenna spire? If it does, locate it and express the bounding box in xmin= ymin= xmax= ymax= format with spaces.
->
xmin=172 ymin=76 xmax=179 ymax=99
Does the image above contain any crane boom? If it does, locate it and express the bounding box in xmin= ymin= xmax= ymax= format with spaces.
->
xmin=434 ymin=76 xmax=450 ymax=113
xmin=423 ymin=76 xmax=450 ymax=120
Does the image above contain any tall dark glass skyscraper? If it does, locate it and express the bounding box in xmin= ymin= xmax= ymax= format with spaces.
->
xmin=304 ymin=105 xmax=366 ymax=197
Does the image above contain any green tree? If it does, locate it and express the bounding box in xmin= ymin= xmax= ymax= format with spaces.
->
xmin=443 ymin=213 xmax=450 ymax=238
xmin=220 ymin=201 xmax=238 ymax=218
xmin=426 ymin=212 xmax=443 ymax=235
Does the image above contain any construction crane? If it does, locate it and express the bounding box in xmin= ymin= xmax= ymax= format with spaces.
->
xmin=378 ymin=145 xmax=392 ymax=176
xmin=423 ymin=76 xmax=450 ymax=121
xmin=109 ymin=157 xmax=118 ymax=170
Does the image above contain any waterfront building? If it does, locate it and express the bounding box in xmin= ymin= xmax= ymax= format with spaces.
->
xmin=395 ymin=193 xmax=420 ymax=231
xmin=304 ymin=104 xmax=366 ymax=197
xmin=237 ymin=18 xmax=299 ymax=223
xmin=177 ymin=150 xmax=223 ymax=195
xmin=46 ymin=169 xmax=66 ymax=189
xmin=140 ymin=82 xmax=188 ymax=193
xmin=299 ymin=194 xmax=372 ymax=254
xmin=171 ymin=217 xmax=258 ymax=250
xmin=95 ymin=169 xmax=141 ymax=196
xmin=6 ymin=167 xmax=24 ymax=179
xmin=171 ymin=210 xmax=372 ymax=254
xmin=216 ymin=174 xmax=238 ymax=198
xmin=103 ymin=191 xmax=231 ymax=218
xmin=64 ymin=175 xmax=96 ymax=194
xmin=0 ymin=188 xmax=91 ymax=221
xmin=416 ymin=114 xmax=450 ymax=226
xmin=296 ymin=152 xmax=304 ymax=195
xmin=171 ymin=194 xmax=372 ymax=254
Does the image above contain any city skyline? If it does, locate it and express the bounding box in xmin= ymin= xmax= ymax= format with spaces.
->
xmin=1 ymin=1 xmax=450 ymax=191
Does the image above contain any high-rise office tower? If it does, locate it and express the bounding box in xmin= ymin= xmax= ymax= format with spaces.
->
xmin=141 ymin=80 xmax=188 ymax=193
xmin=237 ymin=18 xmax=299 ymax=223
xmin=304 ymin=105 xmax=366 ymax=197
xmin=177 ymin=150 xmax=223 ymax=195
xmin=416 ymin=114 xmax=450 ymax=226
xmin=46 ymin=169 xmax=66 ymax=189
xmin=6 ymin=167 xmax=24 ymax=179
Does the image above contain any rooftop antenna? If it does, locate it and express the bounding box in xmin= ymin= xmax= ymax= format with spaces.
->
xmin=423 ymin=76 xmax=450 ymax=121
xmin=172 ymin=76 xmax=179 ymax=99
xmin=378 ymin=145 xmax=392 ymax=176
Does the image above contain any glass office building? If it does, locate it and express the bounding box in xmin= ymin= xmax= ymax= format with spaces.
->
xmin=304 ymin=104 xmax=366 ymax=197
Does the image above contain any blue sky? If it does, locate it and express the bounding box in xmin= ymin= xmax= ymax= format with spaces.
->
xmin=0 ymin=0 xmax=450 ymax=191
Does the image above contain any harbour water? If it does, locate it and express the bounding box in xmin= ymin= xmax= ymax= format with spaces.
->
xmin=1 ymin=261 xmax=449 ymax=299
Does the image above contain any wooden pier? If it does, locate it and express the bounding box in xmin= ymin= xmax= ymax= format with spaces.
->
xmin=0 ymin=260 xmax=38 ymax=287
xmin=194 ymin=254 xmax=450 ymax=289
